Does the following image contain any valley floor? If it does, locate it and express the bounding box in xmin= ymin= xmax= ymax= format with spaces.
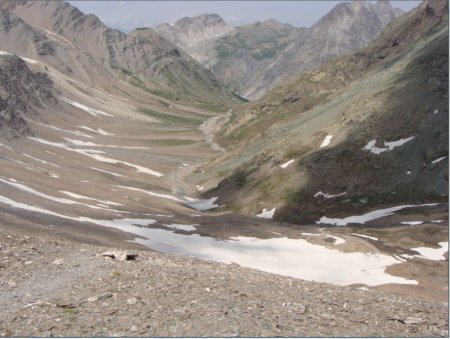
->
xmin=0 ymin=229 xmax=448 ymax=337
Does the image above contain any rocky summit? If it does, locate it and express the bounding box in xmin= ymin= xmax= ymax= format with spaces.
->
xmin=0 ymin=0 xmax=448 ymax=337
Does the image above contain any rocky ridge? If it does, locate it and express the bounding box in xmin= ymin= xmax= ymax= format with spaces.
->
xmin=245 ymin=0 xmax=404 ymax=99
xmin=0 ymin=54 xmax=57 ymax=136
xmin=0 ymin=0 xmax=237 ymax=105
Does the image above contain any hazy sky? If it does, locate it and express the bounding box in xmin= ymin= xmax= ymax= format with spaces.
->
xmin=68 ymin=1 xmax=421 ymax=32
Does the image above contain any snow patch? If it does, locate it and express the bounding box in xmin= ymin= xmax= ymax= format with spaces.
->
xmin=363 ymin=137 xmax=414 ymax=154
xmin=29 ymin=137 xmax=163 ymax=177
xmin=78 ymin=125 xmax=114 ymax=136
xmin=62 ymin=97 xmax=113 ymax=117
xmin=280 ymin=159 xmax=295 ymax=169
xmin=185 ymin=197 xmax=219 ymax=211
xmin=349 ymin=233 xmax=379 ymax=241
xmin=405 ymin=242 xmax=448 ymax=261
xmin=314 ymin=191 xmax=346 ymax=199
xmin=320 ymin=135 xmax=333 ymax=148
xmin=400 ymin=221 xmax=423 ymax=225
xmin=432 ymin=156 xmax=446 ymax=164
xmin=90 ymin=167 xmax=123 ymax=177
xmin=317 ymin=203 xmax=438 ymax=226
xmin=257 ymin=208 xmax=276 ymax=219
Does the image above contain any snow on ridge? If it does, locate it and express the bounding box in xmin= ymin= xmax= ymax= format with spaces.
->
xmin=400 ymin=221 xmax=423 ymax=225
xmin=257 ymin=208 xmax=276 ymax=219
xmin=62 ymin=97 xmax=113 ymax=117
xmin=349 ymin=233 xmax=379 ymax=241
xmin=320 ymin=135 xmax=333 ymax=148
xmin=363 ymin=136 xmax=414 ymax=154
xmin=185 ymin=197 xmax=219 ymax=211
xmin=28 ymin=137 xmax=163 ymax=177
xmin=78 ymin=125 xmax=114 ymax=136
xmin=314 ymin=191 xmax=346 ymax=199
xmin=280 ymin=159 xmax=295 ymax=169
xmin=432 ymin=156 xmax=446 ymax=164
xmin=317 ymin=203 xmax=439 ymax=226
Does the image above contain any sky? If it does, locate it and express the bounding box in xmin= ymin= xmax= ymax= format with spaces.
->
xmin=68 ymin=1 xmax=421 ymax=32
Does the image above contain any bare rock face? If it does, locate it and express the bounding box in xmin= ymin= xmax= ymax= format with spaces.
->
xmin=0 ymin=1 xmax=235 ymax=105
xmin=0 ymin=54 xmax=57 ymax=135
xmin=244 ymin=0 xmax=404 ymax=99
xmin=156 ymin=14 xmax=234 ymax=50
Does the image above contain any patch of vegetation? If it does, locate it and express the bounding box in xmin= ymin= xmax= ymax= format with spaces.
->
xmin=149 ymin=139 xmax=197 ymax=146
xmin=251 ymin=43 xmax=287 ymax=61
xmin=284 ymin=189 xmax=305 ymax=203
xmin=233 ymin=170 xmax=247 ymax=187
xmin=231 ymin=92 xmax=249 ymax=103
xmin=139 ymin=107 xmax=201 ymax=125
xmin=285 ymin=144 xmax=311 ymax=159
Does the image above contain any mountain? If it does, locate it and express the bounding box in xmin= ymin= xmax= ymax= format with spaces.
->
xmin=157 ymin=15 xmax=303 ymax=95
xmin=0 ymin=1 xmax=238 ymax=105
xmin=193 ymin=0 xmax=448 ymax=225
xmin=156 ymin=14 xmax=233 ymax=51
xmin=245 ymin=0 xmax=405 ymax=99
xmin=0 ymin=54 xmax=57 ymax=136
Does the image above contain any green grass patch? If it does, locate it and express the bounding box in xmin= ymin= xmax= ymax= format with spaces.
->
xmin=139 ymin=107 xmax=202 ymax=125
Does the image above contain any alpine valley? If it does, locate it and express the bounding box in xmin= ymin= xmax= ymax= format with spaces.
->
xmin=0 ymin=0 xmax=448 ymax=337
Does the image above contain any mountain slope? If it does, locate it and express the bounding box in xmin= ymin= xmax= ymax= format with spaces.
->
xmin=157 ymin=15 xmax=304 ymax=96
xmin=193 ymin=0 xmax=448 ymax=224
xmin=245 ymin=0 xmax=404 ymax=99
xmin=0 ymin=0 xmax=237 ymax=106
xmin=0 ymin=54 xmax=57 ymax=136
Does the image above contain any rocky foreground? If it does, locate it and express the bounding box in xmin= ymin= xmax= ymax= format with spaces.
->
xmin=0 ymin=229 xmax=448 ymax=337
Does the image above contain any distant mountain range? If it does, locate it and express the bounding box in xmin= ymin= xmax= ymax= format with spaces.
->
xmin=156 ymin=1 xmax=404 ymax=99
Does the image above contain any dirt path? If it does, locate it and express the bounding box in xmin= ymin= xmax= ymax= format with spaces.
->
xmin=199 ymin=109 xmax=232 ymax=153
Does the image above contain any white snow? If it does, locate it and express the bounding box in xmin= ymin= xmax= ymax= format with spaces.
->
xmin=0 ymin=193 xmax=419 ymax=286
xmin=117 ymin=185 xmax=183 ymax=202
xmin=434 ymin=110 xmax=438 ymax=114
xmin=257 ymin=208 xmax=276 ymax=219
xmin=406 ymin=171 xmax=411 ymax=175
xmin=405 ymin=242 xmax=448 ymax=261
xmin=0 ymin=142 xmax=13 ymax=151
xmin=163 ymin=223 xmax=198 ymax=232
xmin=64 ymin=138 xmax=149 ymax=150
xmin=61 ymin=97 xmax=113 ymax=117
xmin=431 ymin=220 xmax=445 ymax=223
xmin=133 ymin=232 xmax=417 ymax=287
xmin=349 ymin=233 xmax=379 ymax=241
xmin=400 ymin=221 xmax=423 ymax=225
xmin=314 ymin=191 xmax=346 ymax=199
xmin=22 ymin=154 xmax=60 ymax=168
xmin=317 ymin=204 xmax=438 ymax=226
xmin=60 ymin=191 xmax=123 ymax=206
xmin=320 ymin=135 xmax=333 ymax=148
xmin=0 ymin=177 xmax=125 ymax=214
xmin=363 ymin=137 xmax=415 ymax=154
xmin=302 ymin=232 xmax=322 ymax=237
xmin=185 ymin=197 xmax=219 ymax=211
xmin=90 ymin=167 xmax=123 ymax=177
xmin=280 ymin=159 xmax=295 ymax=169
xmin=432 ymin=156 xmax=446 ymax=164
xmin=327 ymin=235 xmax=346 ymax=245
xmin=29 ymin=137 xmax=163 ymax=177
xmin=78 ymin=125 xmax=114 ymax=136
xmin=196 ymin=185 xmax=204 ymax=191
xmin=26 ymin=119 xmax=93 ymax=138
